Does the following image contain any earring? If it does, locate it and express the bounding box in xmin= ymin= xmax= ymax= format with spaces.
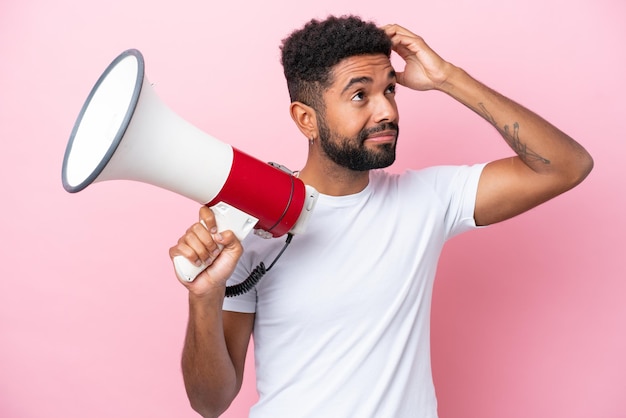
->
xmin=309 ymin=136 xmax=315 ymax=146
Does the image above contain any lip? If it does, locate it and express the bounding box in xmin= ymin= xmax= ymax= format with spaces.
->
xmin=364 ymin=130 xmax=397 ymax=144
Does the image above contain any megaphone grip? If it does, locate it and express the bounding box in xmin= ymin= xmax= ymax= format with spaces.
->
xmin=173 ymin=256 xmax=207 ymax=282
xmin=173 ymin=202 xmax=258 ymax=282
xmin=174 ymin=215 xmax=295 ymax=297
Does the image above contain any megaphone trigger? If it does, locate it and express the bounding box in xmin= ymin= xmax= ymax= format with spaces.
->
xmin=209 ymin=202 xmax=259 ymax=242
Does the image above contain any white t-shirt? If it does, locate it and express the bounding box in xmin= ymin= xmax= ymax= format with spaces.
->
xmin=224 ymin=164 xmax=485 ymax=418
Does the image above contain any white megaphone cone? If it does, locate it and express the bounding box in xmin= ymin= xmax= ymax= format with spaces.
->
xmin=62 ymin=49 xmax=318 ymax=293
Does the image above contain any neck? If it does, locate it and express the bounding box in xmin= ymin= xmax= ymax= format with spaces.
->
xmin=297 ymin=161 xmax=370 ymax=196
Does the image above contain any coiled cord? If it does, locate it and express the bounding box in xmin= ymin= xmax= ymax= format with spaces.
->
xmin=225 ymin=233 xmax=294 ymax=298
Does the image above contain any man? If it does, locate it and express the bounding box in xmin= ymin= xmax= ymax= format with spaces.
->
xmin=169 ymin=15 xmax=593 ymax=418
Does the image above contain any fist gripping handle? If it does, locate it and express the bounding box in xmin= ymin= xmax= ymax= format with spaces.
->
xmin=173 ymin=202 xmax=257 ymax=282
xmin=173 ymin=183 xmax=317 ymax=295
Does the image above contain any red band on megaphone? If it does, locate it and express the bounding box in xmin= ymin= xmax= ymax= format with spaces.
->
xmin=207 ymin=148 xmax=306 ymax=237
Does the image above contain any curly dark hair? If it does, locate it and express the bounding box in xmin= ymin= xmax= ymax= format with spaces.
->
xmin=280 ymin=15 xmax=392 ymax=112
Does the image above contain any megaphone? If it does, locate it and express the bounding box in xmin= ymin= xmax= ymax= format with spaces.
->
xmin=62 ymin=49 xmax=318 ymax=292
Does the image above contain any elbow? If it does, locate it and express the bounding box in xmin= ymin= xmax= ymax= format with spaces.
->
xmin=189 ymin=405 xmax=222 ymax=418
xmin=540 ymin=149 xmax=594 ymax=200
xmin=188 ymin=397 xmax=233 ymax=418
xmin=185 ymin=381 xmax=238 ymax=418
xmin=582 ymin=151 xmax=594 ymax=180
xmin=569 ymin=149 xmax=594 ymax=188
xmin=554 ymin=144 xmax=594 ymax=192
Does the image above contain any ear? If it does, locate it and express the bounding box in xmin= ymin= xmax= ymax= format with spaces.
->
xmin=289 ymin=101 xmax=318 ymax=139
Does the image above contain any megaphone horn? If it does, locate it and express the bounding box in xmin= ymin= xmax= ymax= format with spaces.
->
xmin=62 ymin=49 xmax=318 ymax=289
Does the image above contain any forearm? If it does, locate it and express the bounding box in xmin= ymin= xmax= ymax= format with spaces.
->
xmin=385 ymin=24 xmax=593 ymax=225
xmin=438 ymin=66 xmax=593 ymax=182
xmin=182 ymin=290 xmax=238 ymax=417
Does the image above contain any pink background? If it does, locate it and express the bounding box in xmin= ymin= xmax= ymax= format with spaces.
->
xmin=1 ymin=0 xmax=624 ymax=417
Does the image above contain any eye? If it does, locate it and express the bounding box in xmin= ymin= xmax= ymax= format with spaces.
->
xmin=351 ymin=91 xmax=365 ymax=102
xmin=385 ymin=84 xmax=396 ymax=95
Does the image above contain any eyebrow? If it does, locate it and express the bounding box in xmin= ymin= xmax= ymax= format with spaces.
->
xmin=341 ymin=70 xmax=397 ymax=94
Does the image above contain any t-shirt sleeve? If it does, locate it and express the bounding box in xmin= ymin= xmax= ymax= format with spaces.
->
xmin=410 ymin=163 xmax=487 ymax=240
xmin=445 ymin=163 xmax=486 ymax=238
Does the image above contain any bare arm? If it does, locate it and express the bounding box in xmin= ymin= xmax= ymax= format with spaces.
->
xmin=182 ymin=295 xmax=254 ymax=417
xmin=170 ymin=206 xmax=254 ymax=417
xmin=440 ymin=68 xmax=593 ymax=225
xmin=383 ymin=24 xmax=593 ymax=225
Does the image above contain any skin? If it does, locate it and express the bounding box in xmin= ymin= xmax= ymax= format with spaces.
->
xmin=292 ymin=53 xmax=400 ymax=195
xmin=168 ymin=24 xmax=593 ymax=417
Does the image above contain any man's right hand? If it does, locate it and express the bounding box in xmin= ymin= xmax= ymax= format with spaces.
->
xmin=169 ymin=205 xmax=243 ymax=296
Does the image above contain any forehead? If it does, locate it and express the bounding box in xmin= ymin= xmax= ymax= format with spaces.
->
xmin=328 ymin=54 xmax=395 ymax=90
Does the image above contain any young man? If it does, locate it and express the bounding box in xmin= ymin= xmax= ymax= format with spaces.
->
xmin=169 ymin=15 xmax=593 ymax=418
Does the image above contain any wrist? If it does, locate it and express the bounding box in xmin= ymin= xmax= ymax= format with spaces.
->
xmin=188 ymin=284 xmax=226 ymax=308
xmin=435 ymin=64 xmax=469 ymax=94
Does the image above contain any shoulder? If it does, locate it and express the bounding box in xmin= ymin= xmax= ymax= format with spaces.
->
xmin=370 ymin=164 xmax=485 ymax=193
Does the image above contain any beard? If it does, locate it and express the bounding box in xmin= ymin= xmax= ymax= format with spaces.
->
xmin=317 ymin=117 xmax=399 ymax=171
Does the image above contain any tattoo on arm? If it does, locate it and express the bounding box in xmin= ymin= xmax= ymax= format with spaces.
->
xmin=478 ymin=103 xmax=550 ymax=165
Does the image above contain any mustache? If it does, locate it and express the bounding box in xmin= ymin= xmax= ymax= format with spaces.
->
xmin=358 ymin=122 xmax=399 ymax=142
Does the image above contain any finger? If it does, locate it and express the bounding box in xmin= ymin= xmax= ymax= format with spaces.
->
xmin=388 ymin=32 xmax=424 ymax=55
xmin=192 ymin=230 xmax=243 ymax=286
xmin=382 ymin=24 xmax=419 ymax=41
xmin=199 ymin=205 xmax=217 ymax=232
xmin=211 ymin=230 xmax=243 ymax=262
xmin=187 ymin=222 xmax=221 ymax=264
xmin=168 ymin=222 xmax=219 ymax=267
xmin=215 ymin=229 xmax=236 ymax=248
xmin=170 ymin=240 xmax=205 ymax=267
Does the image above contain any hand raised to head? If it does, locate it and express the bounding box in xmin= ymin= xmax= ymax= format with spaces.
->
xmin=382 ymin=24 xmax=455 ymax=91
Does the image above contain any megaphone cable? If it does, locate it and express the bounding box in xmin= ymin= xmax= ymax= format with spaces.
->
xmin=225 ymin=233 xmax=294 ymax=297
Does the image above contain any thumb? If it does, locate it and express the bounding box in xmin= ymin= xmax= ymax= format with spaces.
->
xmin=394 ymin=70 xmax=408 ymax=87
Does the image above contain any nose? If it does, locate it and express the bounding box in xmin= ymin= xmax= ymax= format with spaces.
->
xmin=373 ymin=94 xmax=398 ymax=124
